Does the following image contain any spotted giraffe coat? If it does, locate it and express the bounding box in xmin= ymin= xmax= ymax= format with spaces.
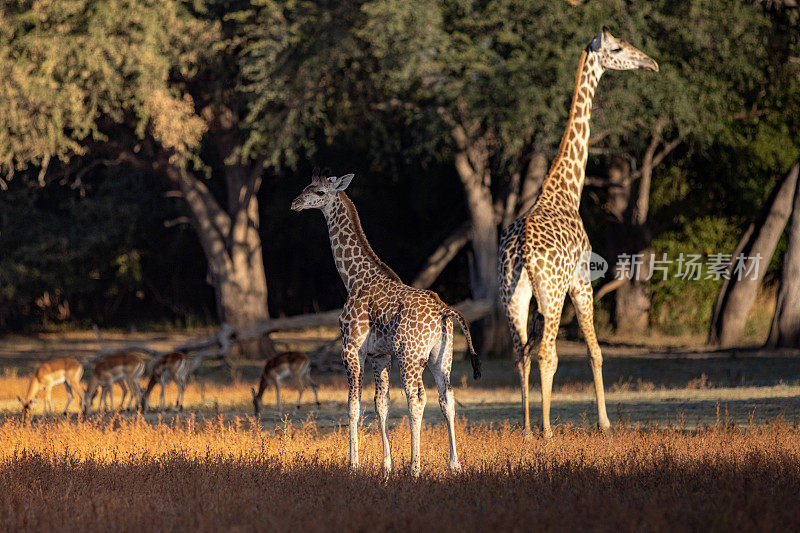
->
xmin=499 ymin=28 xmax=658 ymax=437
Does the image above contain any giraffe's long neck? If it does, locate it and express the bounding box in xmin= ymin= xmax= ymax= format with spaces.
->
xmin=322 ymin=191 xmax=401 ymax=293
xmin=539 ymin=51 xmax=603 ymax=208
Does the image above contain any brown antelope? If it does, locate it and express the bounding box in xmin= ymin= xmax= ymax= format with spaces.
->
xmin=84 ymin=352 xmax=145 ymax=413
xmin=17 ymin=358 xmax=84 ymax=416
xmin=141 ymin=351 xmax=190 ymax=412
xmin=251 ymin=351 xmax=320 ymax=417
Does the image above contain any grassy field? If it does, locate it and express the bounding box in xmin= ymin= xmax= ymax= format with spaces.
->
xmin=2 ymin=417 xmax=800 ymax=531
xmin=1 ymin=331 xmax=800 ymax=530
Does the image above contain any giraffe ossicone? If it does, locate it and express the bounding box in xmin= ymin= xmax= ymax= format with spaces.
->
xmin=499 ymin=28 xmax=658 ymax=439
xmin=292 ymin=169 xmax=481 ymax=477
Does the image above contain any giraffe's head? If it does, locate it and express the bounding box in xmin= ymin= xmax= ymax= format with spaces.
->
xmin=588 ymin=27 xmax=659 ymax=73
xmin=291 ymin=167 xmax=355 ymax=212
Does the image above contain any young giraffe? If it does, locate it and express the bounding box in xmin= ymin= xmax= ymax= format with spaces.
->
xmin=499 ymin=28 xmax=658 ymax=439
xmin=292 ymin=168 xmax=481 ymax=477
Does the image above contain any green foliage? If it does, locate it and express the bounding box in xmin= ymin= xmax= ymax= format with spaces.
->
xmin=0 ymin=170 xmax=214 ymax=329
xmin=0 ymin=0 xmax=217 ymax=176
xmin=1 ymin=0 xmax=798 ymax=333
xmin=650 ymin=216 xmax=739 ymax=333
xmin=241 ymin=0 xmax=798 ymax=187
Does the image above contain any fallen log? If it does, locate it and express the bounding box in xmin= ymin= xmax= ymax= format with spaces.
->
xmin=237 ymin=298 xmax=493 ymax=342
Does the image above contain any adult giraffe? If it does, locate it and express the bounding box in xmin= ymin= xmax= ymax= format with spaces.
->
xmin=292 ymin=168 xmax=481 ymax=477
xmin=499 ymin=28 xmax=658 ymax=439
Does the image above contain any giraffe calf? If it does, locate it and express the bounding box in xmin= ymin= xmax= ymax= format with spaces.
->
xmin=292 ymin=168 xmax=481 ymax=477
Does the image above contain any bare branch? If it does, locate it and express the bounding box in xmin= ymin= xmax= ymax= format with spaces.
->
xmin=411 ymin=222 xmax=472 ymax=289
xmin=651 ymin=137 xmax=682 ymax=170
xmin=594 ymin=278 xmax=626 ymax=302
xmin=164 ymin=216 xmax=191 ymax=228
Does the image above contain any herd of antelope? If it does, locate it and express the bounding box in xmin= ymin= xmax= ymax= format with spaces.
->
xmin=16 ymin=348 xmax=318 ymax=418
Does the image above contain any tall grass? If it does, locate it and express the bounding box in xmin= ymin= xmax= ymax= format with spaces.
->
xmin=1 ymin=416 xmax=799 ymax=531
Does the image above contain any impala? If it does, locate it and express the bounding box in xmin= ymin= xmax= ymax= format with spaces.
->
xmin=251 ymin=351 xmax=320 ymax=417
xmin=84 ymin=352 xmax=145 ymax=413
xmin=17 ymin=358 xmax=84 ymax=416
xmin=141 ymin=351 xmax=190 ymax=412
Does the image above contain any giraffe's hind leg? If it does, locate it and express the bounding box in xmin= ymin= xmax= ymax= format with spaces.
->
xmin=429 ymin=318 xmax=461 ymax=472
xmin=500 ymin=262 xmax=535 ymax=439
xmin=372 ymin=354 xmax=393 ymax=476
xmin=400 ymin=350 xmax=427 ymax=479
xmin=569 ymin=279 xmax=611 ymax=430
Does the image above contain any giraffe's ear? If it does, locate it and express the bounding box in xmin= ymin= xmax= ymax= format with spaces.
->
xmin=332 ymin=173 xmax=354 ymax=191
xmin=587 ymin=32 xmax=602 ymax=52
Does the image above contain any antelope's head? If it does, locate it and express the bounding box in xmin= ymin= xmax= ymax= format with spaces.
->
xmin=17 ymin=396 xmax=35 ymax=416
xmin=83 ymin=381 xmax=99 ymax=414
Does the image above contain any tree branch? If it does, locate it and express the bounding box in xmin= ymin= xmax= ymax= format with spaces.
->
xmin=411 ymin=222 xmax=472 ymax=289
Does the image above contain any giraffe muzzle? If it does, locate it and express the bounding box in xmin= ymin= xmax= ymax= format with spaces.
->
xmin=639 ymin=57 xmax=659 ymax=72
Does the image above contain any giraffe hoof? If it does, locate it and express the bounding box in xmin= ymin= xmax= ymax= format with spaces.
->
xmin=449 ymin=461 xmax=462 ymax=473
xmin=542 ymin=428 xmax=554 ymax=440
xmin=598 ymin=419 xmax=611 ymax=432
xmin=522 ymin=429 xmax=535 ymax=442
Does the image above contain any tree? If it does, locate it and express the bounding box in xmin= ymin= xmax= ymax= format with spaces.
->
xmin=707 ymin=164 xmax=798 ymax=347
xmin=0 ymin=0 xmax=270 ymax=334
xmin=242 ymin=0 xmax=794 ymax=349
xmin=767 ymin=163 xmax=800 ymax=347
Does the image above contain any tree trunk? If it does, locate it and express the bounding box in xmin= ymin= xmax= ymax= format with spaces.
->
xmin=452 ymin=123 xmax=507 ymax=357
xmin=517 ymin=152 xmax=548 ymax=215
xmin=708 ymin=162 xmax=799 ymax=347
xmin=172 ymin=159 xmax=269 ymax=359
xmin=604 ymin=156 xmax=651 ymax=332
xmin=767 ymin=163 xmax=800 ymax=348
xmin=501 ymin=152 xmax=547 ymax=228
xmin=604 ymin=123 xmax=681 ymax=333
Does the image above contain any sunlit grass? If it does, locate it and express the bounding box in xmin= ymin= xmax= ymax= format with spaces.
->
xmin=1 ymin=416 xmax=799 ymax=531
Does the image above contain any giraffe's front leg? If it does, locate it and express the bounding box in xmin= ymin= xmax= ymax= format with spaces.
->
xmin=372 ymin=354 xmax=393 ymax=476
xmin=341 ymin=319 xmax=368 ymax=471
xmin=528 ymin=277 xmax=566 ymax=439
xmin=401 ymin=353 xmax=427 ymax=478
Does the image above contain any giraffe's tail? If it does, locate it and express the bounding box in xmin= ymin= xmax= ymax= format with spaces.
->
xmin=442 ymin=307 xmax=481 ymax=380
xmin=520 ymin=258 xmax=545 ymax=359
xmin=524 ymin=311 xmax=545 ymax=359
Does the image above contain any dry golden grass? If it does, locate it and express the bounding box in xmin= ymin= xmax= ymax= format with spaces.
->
xmin=4 ymin=333 xmax=800 ymax=531
xmin=1 ymin=415 xmax=799 ymax=532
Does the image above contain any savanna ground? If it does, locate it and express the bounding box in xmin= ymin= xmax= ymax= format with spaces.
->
xmin=1 ymin=329 xmax=800 ymax=531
